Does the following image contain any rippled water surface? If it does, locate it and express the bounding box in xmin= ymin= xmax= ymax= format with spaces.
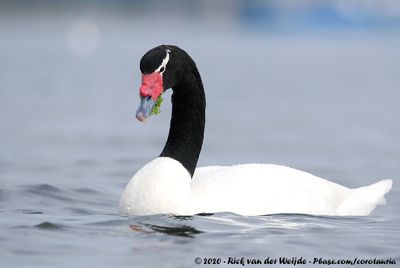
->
xmin=1 ymin=14 xmax=400 ymax=268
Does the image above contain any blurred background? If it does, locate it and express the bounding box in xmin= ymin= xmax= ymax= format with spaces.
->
xmin=1 ymin=1 xmax=399 ymax=267
xmin=1 ymin=0 xmax=399 ymax=184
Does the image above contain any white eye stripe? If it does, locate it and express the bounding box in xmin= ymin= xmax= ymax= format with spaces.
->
xmin=155 ymin=49 xmax=170 ymax=75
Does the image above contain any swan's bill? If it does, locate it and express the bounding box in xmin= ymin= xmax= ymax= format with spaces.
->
xmin=136 ymin=96 xmax=156 ymax=122
xmin=137 ymin=51 xmax=168 ymax=122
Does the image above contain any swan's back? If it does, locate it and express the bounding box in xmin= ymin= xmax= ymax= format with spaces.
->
xmin=191 ymin=164 xmax=392 ymax=216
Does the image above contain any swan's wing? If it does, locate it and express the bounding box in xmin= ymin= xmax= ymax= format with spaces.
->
xmin=192 ymin=164 xmax=351 ymax=216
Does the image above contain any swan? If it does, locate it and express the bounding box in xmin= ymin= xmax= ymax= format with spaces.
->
xmin=119 ymin=45 xmax=392 ymax=216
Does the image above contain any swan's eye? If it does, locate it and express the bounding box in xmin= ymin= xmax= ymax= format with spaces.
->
xmin=159 ymin=66 xmax=165 ymax=73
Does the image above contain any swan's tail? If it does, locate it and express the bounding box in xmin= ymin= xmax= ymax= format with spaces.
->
xmin=337 ymin=179 xmax=393 ymax=216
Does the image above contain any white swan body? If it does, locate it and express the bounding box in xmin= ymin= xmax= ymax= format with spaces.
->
xmin=119 ymin=157 xmax=392 ymax=216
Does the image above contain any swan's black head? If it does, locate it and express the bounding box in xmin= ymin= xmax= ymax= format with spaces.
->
xmin=136 ymin=45 xmax=189 ymax=122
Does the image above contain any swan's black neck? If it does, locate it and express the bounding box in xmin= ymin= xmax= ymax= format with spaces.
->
xmin=159 ymin=65 xmax=205 ymax=177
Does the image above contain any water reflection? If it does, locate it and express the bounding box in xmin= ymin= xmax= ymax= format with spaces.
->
xmin=147 ymin=224 xmax=202 ymax=238
xmin=129 ymin=215 xmax=203 ymax=238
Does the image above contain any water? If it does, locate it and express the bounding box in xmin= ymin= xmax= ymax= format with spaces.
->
xmin=1 ymin=14 xmax=400 ymax=268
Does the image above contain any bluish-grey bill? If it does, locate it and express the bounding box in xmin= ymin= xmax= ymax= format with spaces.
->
xmin=136 ymin=96 xmax=156 ymax=122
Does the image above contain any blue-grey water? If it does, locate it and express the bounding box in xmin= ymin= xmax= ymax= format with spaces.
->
xmin=1 ymin=14 xmax=400 ymax=268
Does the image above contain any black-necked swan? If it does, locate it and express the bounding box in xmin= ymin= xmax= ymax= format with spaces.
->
xmin=119 ymin=45 xmax=392 ymax=216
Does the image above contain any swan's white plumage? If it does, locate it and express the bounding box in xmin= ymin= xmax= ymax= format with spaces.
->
xmin=119 ymin=157 xmax=392 ymax=216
